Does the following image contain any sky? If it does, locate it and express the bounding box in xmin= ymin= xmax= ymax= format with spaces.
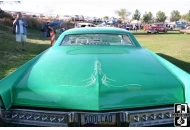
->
xmin=1 ymin=0 xmax=190 ymax=18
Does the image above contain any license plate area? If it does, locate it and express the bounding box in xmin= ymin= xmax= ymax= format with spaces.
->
xmin=81 ymin=113 xmax=116 ymax=126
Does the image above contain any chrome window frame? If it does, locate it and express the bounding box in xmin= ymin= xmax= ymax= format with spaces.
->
xmin=60 ymin=33 xmax=135 ymax=46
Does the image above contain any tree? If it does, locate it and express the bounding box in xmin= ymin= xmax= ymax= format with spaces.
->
xmin=181 ymin=14 xmax=187 ymax=20
xmin=142 ymin=12 xmax=153 ymax=23
xmin=185 ymin=10 xmax=190 ymax=22
xmin=103 ymin=16 xmax=109 ymax=21
xmin=148 ymin=12 xmax=153 ymax=22
xmin=132 ymin=9 xmax=141 ymax=20
xmin=156 ymin=11 xmax=167 ymax=23
xmin=181 ymin=11 xmax=190 ymax=22
xmin=115 ymin=9 xmax=131 ymax=23
xmin=170 ymin=10 xmax=181 ymax=22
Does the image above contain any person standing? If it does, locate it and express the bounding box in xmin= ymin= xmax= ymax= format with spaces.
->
xmin=13 ymin=12 xmax=28 ymax=51
xmin=41 ymin=23 xmax=47 ymax=39
xmin=46 ymin=22 xmax=53 ymax=37
xmin=133 ymin=24 xmax=136 ymax=31
xmin=135 ymin=24 xmax=138 ymax=32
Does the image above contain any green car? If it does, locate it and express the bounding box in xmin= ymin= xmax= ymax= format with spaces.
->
xmin=0 ymin=27 xmax=190 ymax=127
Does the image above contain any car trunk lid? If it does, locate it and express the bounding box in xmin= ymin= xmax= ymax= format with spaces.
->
xmin=12 ymin=47 xmax=184 ymax=110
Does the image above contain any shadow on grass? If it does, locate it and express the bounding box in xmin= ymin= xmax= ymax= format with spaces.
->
xmin=157 ymin=53 xmax=190 ymax=74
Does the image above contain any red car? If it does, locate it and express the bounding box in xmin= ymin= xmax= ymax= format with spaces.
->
xmin=145 ymin=23 xmax=169 ymax=34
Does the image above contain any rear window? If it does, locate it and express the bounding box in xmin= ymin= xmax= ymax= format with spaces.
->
xmin=61 ymin=34 xmax=134 ymax=46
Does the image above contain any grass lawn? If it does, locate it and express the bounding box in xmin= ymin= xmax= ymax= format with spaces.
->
xmin=0 ymin=24 xmax=51 ymax=79
xmin=0 ymin=26 xmax=190 ymax=80
xmin=133 ymin=30 xmax=190 ymax=73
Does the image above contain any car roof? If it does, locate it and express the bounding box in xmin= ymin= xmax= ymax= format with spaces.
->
xmin=78 ymin=23 xmax=93 ymax=25
xmin=63 ymin=27 xmax=132 ymax=35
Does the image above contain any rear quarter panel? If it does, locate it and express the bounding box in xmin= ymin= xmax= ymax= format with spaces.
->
xmin=0 ymin=50 xmax=49 ymax=110
xmin=145 ymin=49 xmax=190 ymax=105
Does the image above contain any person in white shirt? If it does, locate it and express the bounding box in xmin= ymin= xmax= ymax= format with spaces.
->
xmin=13 ymin=12 xmax=28 ymax=51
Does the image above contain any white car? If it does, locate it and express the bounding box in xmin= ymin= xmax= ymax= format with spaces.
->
xmin=76 ymin=23 xmax=95 ymax=28
xmin=60 ymin=15 xmax=72 ymax=21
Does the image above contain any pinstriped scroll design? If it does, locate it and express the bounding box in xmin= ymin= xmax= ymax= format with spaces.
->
xmin=57 ymin=61 xmax=141 ymax=88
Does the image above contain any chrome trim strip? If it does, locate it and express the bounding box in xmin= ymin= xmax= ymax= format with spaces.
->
xmin=120 ymin=112 xmax=129 ymax=122
xmin=3 ymin=109 xmax=72 ymax=114
xmin=1 ymin=107 xmax=174 ymax=116
xmin=120 ymin=107 xmax=174 ymax=126
xmin=129 ymin=119 xmax=174 ymax=127
xmin=0 ymin=107 xmax=2 ymax=121
xmin=126 ymin=34 xmax=135 ymax=46
xmin=1 ymin=107 xmax=174 ymax=114
xmin=0 ymin=107 xmax=4 ymax=126
xmin=4 ymin=119 xmax=68 ymax=127
xmin=188 ymin=105 xmax=190 ymax=122
xmin=126 ymin=107 xmax=174 ymax=114
xmin=1 ymin=107 xmax=174 ymax=127
xmin=1 ymin=109 xmax=71 ymax=127
xmin=68 ymin=112 xmax=79 ymax=126
xmin=0 ymin=107 xmax=2 ymax=119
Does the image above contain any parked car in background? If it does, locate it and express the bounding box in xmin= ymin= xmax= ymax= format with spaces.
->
xmin=120 ymin=24 xmax=133 ymax=30
xmin=72 ymin=15 xmax=80 ymax=21
xmin=31 ymin=15 xmax=39 ymax=18
xmin=84 ymin=16 xmax=93 ymax=22
xmin=60 ymin=15 xmax=72 ymax=21
xmin=144 ymin=24 xmax=150 ymax=31
xmin=145 ymin=23 xmax=169 ymax=33
xmin=168 ymin=21 xmax=186 ymax=31
xmin=1 ymin=27 xmax=190 ymax=127
xmin=93 ymin=17 xmax=102 ymax=23
xmin=179 ymin=26 xmax=190 ymax=34
xmin=72 ymin=15 xmax=84 ymax=21
xmin=78 ymin=15 xmax=84 ymax=21
xmin=75 ymin=22 xmax=95 ymax=27
xmin=83 ymin=17 xmax=94 ymax=22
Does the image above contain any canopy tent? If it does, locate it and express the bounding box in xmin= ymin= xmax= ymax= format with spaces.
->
xmin=131 ymin=20 xmax=141 ymax=24
xmin=49 ymin=20 xmax=65 ymax=26
xmin=100 ymin=20 xmax=118 ymax=25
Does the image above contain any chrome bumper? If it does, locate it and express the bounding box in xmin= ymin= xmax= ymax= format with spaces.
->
xmin=0 ymin=107 xmax=174 ymax=127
